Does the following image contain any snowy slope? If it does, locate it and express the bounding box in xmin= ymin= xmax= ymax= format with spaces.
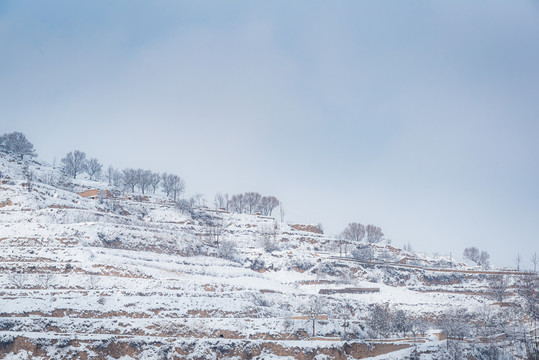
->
xmin=0 ymin=152 xmax=535 ymax=359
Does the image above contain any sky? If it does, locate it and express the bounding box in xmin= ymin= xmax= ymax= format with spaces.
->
xmin=1 ymin=1 xmax=538 ymax=268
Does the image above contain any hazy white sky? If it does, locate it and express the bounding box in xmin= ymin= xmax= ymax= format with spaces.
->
xmin=1 ymin=1 xmax=538 ymax=267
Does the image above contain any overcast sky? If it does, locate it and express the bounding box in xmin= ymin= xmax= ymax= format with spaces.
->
xmin=1 ymin=1 xmax=538 ymax=267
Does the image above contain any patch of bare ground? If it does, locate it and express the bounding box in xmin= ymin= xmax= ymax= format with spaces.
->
xmin=0 ymin=336 xmax=414 ymax=360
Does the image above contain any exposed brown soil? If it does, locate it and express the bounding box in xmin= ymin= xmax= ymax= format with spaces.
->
xmin=0 ymin=336 xmax=413 ymax=360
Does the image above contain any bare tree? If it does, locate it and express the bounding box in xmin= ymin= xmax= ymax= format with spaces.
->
xmin=439 ymin=308 xmax=471 ymax=342
xmin=107 ymin=166 xmax=122 ymax=187
xmin=342 ymin=222 xmax=366 ymax=244
xmin=0 ymin=131 xmax=36 ymax=159
xmin=335 ymin=301 xmax=353 ymax=341
xmin=351 ymin=243 xmax=373 ymax=261
xmin=217 ymin=240 xmax=238 ymax=261
xmin=463 ymin=247 xmax=479 ymax=263
xmin=259 ymin=224 xmax=279 ymax=253
xmin=392 ymin=309 xmax=410 ymax=337
xmin=366 ymin=224 xmax=384 ymax=243
xmin=86 ymin=158 xmax=102 ymax=180
xmin=191 ymin=193 xmax=205 ymax=207
xmin=488 ymin=274 xmax=510 ymax=303
xmin=137 ymin=169 xmax=153 ymax=194
xmin=224 ymin=193 xmax=230 ymax=211
xmin=532 ymin=252 xmax=538 ymax=274
xmin=161 ymin=173 xmax=185 ymax=201
xmin=403 ymin=242 xmax=413 ymax=252
xmin=409 ymin=317 xmax=429 ymax=341
xmin=463 ymin=247 xmax=489 ymax=267
xmin=205 ymin=219 xmax=224 ymax=247
xmin=150 ymin=172 xmax=161 ymax=193
xmin=515 ymin=253 xmax=522 ymax=271
xmin=244 ymin=192 xmax=261 ymax=214
xmin=61 ymin=150 xmax=87 ymax=179
xmin=170 ymin=175 xmax=186 ymax=202
xmin=335 ymin=234 xmax=349 ymax=257
xmin=214 ymin=193 xmax=226 ymax=209
xmin=107 ymin=165 xmax=115 ymax=186
xmin=23 ymin=164 xmax=34 ymax=193
xmin=7 ymin=273 xmax=28 ymax=288
xmin=229 ymin=193 xmax=246 ymax=213
xmin=87 ymin=275 xmax=101 ymax=290
xmin=478 ymin=251 xmax=490 ymax=268
xmin=122 ymin=168 xmax=139 ymax=193
xmin=258 ymin=196 xmax=280 ymax=216
xmin=517 ymin=274 xmax=539 ymax=352
xmin=161 ymin=172 xmax=173 ymax=197
xmin=517 ymin=275 xmax=538 ymax=315
xmin=306 ymin=297 xmax=325 ymax=337
xmin=368 ymin=304 xmax=390 ymax=339
xmin=38 ymin=273 xmax=56 ymax=289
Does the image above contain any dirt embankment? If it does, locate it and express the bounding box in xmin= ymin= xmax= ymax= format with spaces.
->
xmin=0 ymin=336 xmax=412 ymax=359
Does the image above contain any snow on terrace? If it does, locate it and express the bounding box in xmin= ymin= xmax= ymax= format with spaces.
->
xmin=1 ymin=153 xmax=530 ymax=358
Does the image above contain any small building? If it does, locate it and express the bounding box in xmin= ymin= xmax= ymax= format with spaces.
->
xmin=78 ymin=189 xmax=112 ymax=200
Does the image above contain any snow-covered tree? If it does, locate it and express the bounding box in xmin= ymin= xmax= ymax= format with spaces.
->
xmin=204 ymin=218 xmax=224 ymax=247
xmin=217 ymin=240 xmax=238 ymax=261
xmin=190 ymin=193 xmax=205 ymax=207
xmin=342 ymin=222 xmax=366 ymax=244
xmin=463 ymin=247 xmax=479 ymax=263
xmin=136 ymin=169 xmax=153 ymax=194
xmin=258 ymin=196 xmax=279 ymax=216
xmin=487 ymin=274 xmax=510 ymax=302
xmin=214 ymin=193 xmax=227 ymax=209
xmin=107 ymin=166 xmax=122 ymax=187
xmin=368 ymin=304 xmax=390 ymax=338
xmin=37 ymin=273 xmax=56 ymax=289
xmin=463 ymin=247 xmax=489 ymax=267
xmin=259 ymin=224 xmax=279 ymax=253
xmin=439 ymin=308 xmax=470 ymax=340
xmin=409 ymin=317 xmax=429 ymax=340
xmin=229 ymin=193 xmax=246 ymax=213
xmin=517 ymin=275 xmax=539 ymax=322
xmin=305 ymin=297 xmax=325 ymax=337
xmin=366 ymin=224 xmax=384 ymax=243
xmin=61 ymin=150 xmax=87 ymax=179
xmin=86 ymin=158 xmax=102 ymax=180
xmin=531 ymin=252 xmax=538 ymax=274
xmin=150 ymin=172 xmax=161 ymax=193
xmin=334 ymin=302 xmax=353 ymax=341
xmin=7 ymin=273 xmax=28 ymax=288
xmin=122 ymin=168 xmax=139 ymax=193
xmin=161 ymin=173 xmax=185 ymax=201
xmin=0 ymin=131 xmax=36 ymax=159
xmin=515 ymin=252 xmax=522 ymax=271
xmin=244 ymin=192 xmax=261 ymax=214
xmin=392 ymin=309 xmax=409 ymax=337
xmin=351 ymin=243 xmax=373 ymax=261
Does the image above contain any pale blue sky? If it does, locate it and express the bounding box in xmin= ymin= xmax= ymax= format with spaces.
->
xmin=1 ymin=1 xmax=538 ymax=267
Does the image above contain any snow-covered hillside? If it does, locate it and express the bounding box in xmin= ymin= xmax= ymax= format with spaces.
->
xmin=0 ymin=152 xmax=537 ymax=359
